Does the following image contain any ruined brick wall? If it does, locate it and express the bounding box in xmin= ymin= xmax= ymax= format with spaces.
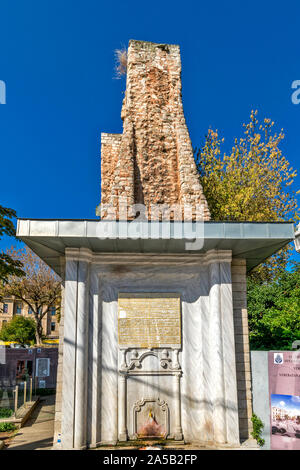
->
xmin=231 ymin=258 xmax=253 ymax=442
xmin=100 ymin=40 xmax=210 ymax=221
xmin=100 ymin=133 xmax=122 ymax=208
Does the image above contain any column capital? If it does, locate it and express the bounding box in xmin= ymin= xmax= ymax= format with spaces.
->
xmin=65 ymin=247 xmax=93 ymax=263
xmin=119 ymin=371 xmax=128 ymax=379
xmin=204 ymin=249 xmax=232 ymax=265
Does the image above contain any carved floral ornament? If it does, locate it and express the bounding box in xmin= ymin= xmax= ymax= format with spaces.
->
xmin=120 ymin=348 xmax=181 ymax=373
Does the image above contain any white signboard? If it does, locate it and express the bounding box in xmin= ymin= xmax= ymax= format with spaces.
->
xmin=39 ymin=380 xmax=46 ymax=388
xmin=36 ymin=358 xmax=50 ymax=377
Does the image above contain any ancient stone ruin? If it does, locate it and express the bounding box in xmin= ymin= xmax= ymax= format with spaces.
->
xmin=100 ymin=40 xmax=210 ymax=221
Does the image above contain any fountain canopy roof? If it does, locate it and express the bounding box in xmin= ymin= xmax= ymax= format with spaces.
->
xmin=17 ymin=218 xmax=294 ymax=277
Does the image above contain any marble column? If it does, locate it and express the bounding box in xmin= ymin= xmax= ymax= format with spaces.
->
xmin=173 ymin=372 xmax=183 ymax=440
xmin=209 ymin=260 xmax=227 ymax=443
xmin=87 ymin=267 xmax=100 ymax=448
xmin=74 ymin=254 xmax=91 ymax=449
xmin=61 ymin=253 xmax=78 ymax=449
xmin=118 ymin=372 xmax=128 ymax=441
xmin=208 ymin=253 xmax=239 ymax=445
xmin=220 ymin=261 xmax=240 ymax=444
xmin=53 ymin=256 xmax=65 ymax=447
xmin=61 ymin=248 xmax=92 ymax=449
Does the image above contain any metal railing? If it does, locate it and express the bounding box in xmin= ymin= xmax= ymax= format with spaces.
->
xmin=0 ymin=378 xmax=34 ymax=419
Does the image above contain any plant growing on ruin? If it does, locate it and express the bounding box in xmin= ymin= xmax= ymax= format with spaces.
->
xmin=114 ymin=47 xmax=127 ymax=78
xmin=195 ymin=111 xmax=299 ymax=281
xmin=0 ymin=246 xmax=61 ymax=345
xmin=250 ymin=413 xmax=265 ymax=447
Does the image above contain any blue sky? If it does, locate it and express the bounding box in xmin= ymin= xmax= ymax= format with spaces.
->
xmin=271 ymin=394 xmax=300 ymax=414
xmin=1 ymin=0 xmax=300 ymax=253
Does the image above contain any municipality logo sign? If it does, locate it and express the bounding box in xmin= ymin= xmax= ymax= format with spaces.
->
xmin=274 ymin=353 xmax=284 ymax=364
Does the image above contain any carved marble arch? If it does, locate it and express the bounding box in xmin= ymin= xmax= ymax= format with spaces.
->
xmin=120 ymin=348 xmax=181 ymax=372
xmin=127 ymin=350 xmax=159 ymax=371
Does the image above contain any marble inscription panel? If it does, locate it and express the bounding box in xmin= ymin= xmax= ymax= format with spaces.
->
xmin=118 ymin=293 xmax=181 ymax=348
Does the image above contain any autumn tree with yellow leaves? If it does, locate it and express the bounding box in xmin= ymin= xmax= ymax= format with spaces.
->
xmin=195 ymin=111 xmax=299 ymax=282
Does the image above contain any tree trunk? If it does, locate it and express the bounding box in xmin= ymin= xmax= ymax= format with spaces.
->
xmin=36 ymin=321 xmax=43 ymax=346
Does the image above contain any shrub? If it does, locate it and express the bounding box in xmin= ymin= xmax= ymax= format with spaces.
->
xmin=0 ymin=422 xmax=16 ymax=432
xmin=251 ymin=413 xmax=265 ymax=447
xmin=0 ymin=408 xmax=13 ymax=418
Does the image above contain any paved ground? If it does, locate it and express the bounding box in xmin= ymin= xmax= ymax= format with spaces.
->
xmin=5 ymin=395 xmax=55 ymax=450
xmin=95 ymin=441 xmax=258 ymax=451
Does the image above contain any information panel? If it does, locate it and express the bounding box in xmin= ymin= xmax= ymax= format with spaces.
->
xmin=118 ymin=293 xmax=181 ymax=349
xmin=269 ymin=351 xmax=300 ymax=450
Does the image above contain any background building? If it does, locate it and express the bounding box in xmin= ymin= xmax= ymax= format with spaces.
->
xmin=0 ymin=347 xmax=58 ymax=389
xmin=0 ymin=297 xmax=59 ymax=339
xmin=272 ymin=407 xmax=286 ymax=420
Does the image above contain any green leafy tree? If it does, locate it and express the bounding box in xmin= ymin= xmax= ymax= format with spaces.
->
xmin=195 ymin=111 xmax=299 ymax=282
xmin=0 ymin=316 xmax=36 ymax=346
xmin=247 ymin=264 xmax=300 ymax=350
xmin=0 ymin=205 xmax=24 ymax=283
xmin=0 ymin=246 xmax=61 ymax=345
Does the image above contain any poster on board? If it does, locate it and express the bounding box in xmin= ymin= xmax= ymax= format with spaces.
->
xmin=269 ymin=351 xmax=300 ymax=450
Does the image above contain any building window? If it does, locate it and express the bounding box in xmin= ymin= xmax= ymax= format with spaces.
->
xmin=16 ymin=304 xmax=22 ymax=314
xmin=51 ymin=322 xmax=56 ymax=332
xmin=28 ymin=308 xmax=33 ymax=315
xmin=3 ymin=303 xmax=8 ymax=313
xmin=16 ymin=360 xmax=33 ymax=380
xmin=50 ymin=307 xmax=56 ymax=316
xmin=16 ymin=360 xmax=25 ymax=380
